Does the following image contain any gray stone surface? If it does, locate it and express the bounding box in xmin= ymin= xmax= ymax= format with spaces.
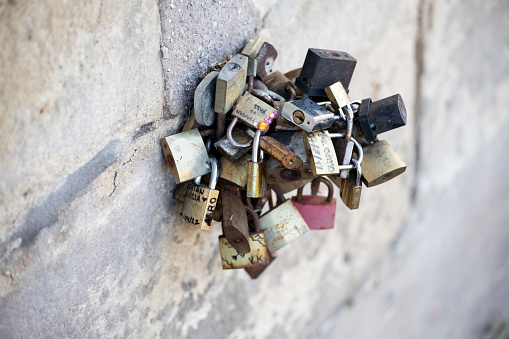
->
xmin=0 ymin=0 xmax=508 ymax=338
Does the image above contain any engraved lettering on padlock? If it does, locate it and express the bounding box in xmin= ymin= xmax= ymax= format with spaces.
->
xmin=219 ymin=233 xmax=269 ymax=269
xmin=215 ymin=54 xmax=248 ymax=114
xmin=361 ymin=140 xmax=406 ymax=187
xmin=180 ymin=157 xmax=220 ymax=230
xmin=281 ymin=98 xmax=336 ymax=132
xmin=194 ymin=71 xmax=219 ymax=126
xmin=221 ymin=189 xmax=250 ymax=254
xmin=303 ymin=130 xmax=340 ymax=176
xmin=161 ymin=129 xmax=211 ymax=184
xmin=232 ymin=93 xmax=276 ymax=130
xmin=291 ymin=177 xmax=336 ymax=229
xmin=241 ymin=35 xmax=265 ymax=59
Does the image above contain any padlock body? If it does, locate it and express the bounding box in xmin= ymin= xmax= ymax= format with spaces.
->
xmin=221 ymin=189 xmax=251 ymax=254
xmin=219 ymin=232 xmax=269 ymax=269
xmin=362 ymin=140 xmax=407 ymax=187
xmin=245 ymin=251 xmax=276 ymax=279
xmin=274 ymin=179 xmax=312 ymax=194
xmin=295 ymin=48 xmax=356 ymax=97
xmin=259 ymin=200 xmax=310 ymax=253
xmin=215 ymin=54 xmax=248 ymax=114
xmin=247 ymin=161 xmax=267 ymax=198
xmin=282 ymin=98 xmax=335 ymax=132
xmin=255 ymin=42 xmax=277 ymax=81
xmin=232 ymin=93 xmax=275 ymax=129
xmin=303 ymin=130 xmax=340 ymax=176
xmin=219 ymin=155 xmax=250 ymax=189
xmin=340 ymin=177 xmax=362 ymax=210
xmin=161 ymin=129 xmax=210 ymax=184
xmin=241 ymin=35 xmax=265 ymax=58
xmin=291 ymin=195 xmax=336 ymax=230
xmin=264 ymin=71 xmax=293 ymax=100
xmin=214 ymin=129 xmax=252 ymax=162
xmin=194 ymin=71 xmax=218 ymax=126
xmin=367 ymin=94 xmax=407 ymax=136
xmin=180 ymin=182 xmax=219 ymax=230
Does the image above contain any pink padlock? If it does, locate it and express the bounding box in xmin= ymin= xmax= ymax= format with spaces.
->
xmin=291 ymin=177 xmax=336 ymax=230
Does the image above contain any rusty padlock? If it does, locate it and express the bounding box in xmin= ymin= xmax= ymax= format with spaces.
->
xmin=291 ymin=177 xmax=336 ymax=230
xmin=221 ymin=187 xmax=250 ymax=253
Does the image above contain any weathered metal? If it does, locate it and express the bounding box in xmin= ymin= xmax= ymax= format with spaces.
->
xmin=194 ymin=71 xmax=218 ymax=126
xmin=219 ymin=233 xmax=269 ymax=269
xmin=232 ymin=92 xmax=276 ymax=130
xmin=219 ymin=154 xmax=250 ymax=189
xmin=281 ymin=98 xmax=336 ymax=132
xmin=215 ymin=54 xmax=248 ymax=114
xmin=215 ymin=128 xmax=252 ymax=162
xmin=241 ymin=35 xmax=265 ymax=59
xmin=292 ymin=177 xmax=336 ymax=230
xmin=302 ymin=130 xmax=340 ymax=176
xmin=255 ymin=42 xmax=277 ymax=81
xmin=221 ymin=189 xmax=250 ymax=254
xmin=361 ymin=140 xmax=407 ymax=187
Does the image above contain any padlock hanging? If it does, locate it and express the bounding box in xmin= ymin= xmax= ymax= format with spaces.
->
xmin=291 ymin=177 xmax=336 ymax=230
xmin=247 ymin=130 xmax=267 ymax=198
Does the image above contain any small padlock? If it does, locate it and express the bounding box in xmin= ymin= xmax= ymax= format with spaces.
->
xmin=221 ymin=188 xmax=250 ymax=254
xmin=273 ymin=101 xmax=300 ymax=131
xmin=180 ymin=157 xmax=219 ymax=230
xmin=259 ymin=186 xmax=309 ymax=254
xmin=361 ymin=139 xmax=406 ymax=187
xmin=281 ymin=98 xmax=338 ymax=132
xmin=356 ymin=94 xmax=407 ymax=142
xmin=232 ymin=92 xmax=277 ymax=131
xmin=215 ymin=128 xmax=252 ymax=162
xmin=215 ymin=54 xmax=248 ymax=114
xmin=194 ymin=71 xmax=219 ymax=126
xmin=291 ymin=177 xmax=336 ymax=230
xmin=245 ymin=129 xmax=303 ymax=170
xmin=244 ymin=203 xmax=275 ymax=278
xmin=161 ymin=129 xmax=210 ymax=184
xmin=303 ymin=130 xmax=341 ymax=176
xmin=330 ymin=133 xmax=354 ymax=179
xmin=340 ymin=159 xmax=362 ymax=210
xmin=247 ymin=130 xmax=267 ymax=198
xmin=255 ymin=42 xmax=277 ymax=81
xmin=263 ymin=71 xmax=295 ymax=101
xmin=219 ymin=205 xmax=269 ymax=270
xmin=328 ymin=135 xmax=362 ymax=188
xmin=241 ymin=35 xmax=265 ymax=58
xmin=219 ymin=154 xmax=250 ymax=189
xmin=295 ymin=48 xmax=356 ymax=98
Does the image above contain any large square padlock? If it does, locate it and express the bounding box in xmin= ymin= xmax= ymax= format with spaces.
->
xmin=291 ymin=177 xmax=336 ymax=230
xmin=215 ymin=54 xmax=248 ymax=114
xmin=362 ymin=140 xmax=406 ymax=187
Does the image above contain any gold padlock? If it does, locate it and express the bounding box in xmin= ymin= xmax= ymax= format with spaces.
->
xmin=219 ymin=154 xmax=250 ymax=189
xmin=340 ymin=159 xmax=362 ymax=210
xmin=180 ymin=157 xmax=220 ymax=230
xmin=215 ymin=54 xmax=248 ymax=114
xmin=362 ymin=140 xmax=406 ymax=187
xmin=241 ymin=35 xmax=265 ymax=59
xmin=161 ymin=129 xmax=210 ymax=184
xmin=247 ymin=130 xmax=267 ymax=198
xmin=303 ymin=130 xmax=340 ymax=176
xmin=232 ymin=92 xmax=276 ymax=131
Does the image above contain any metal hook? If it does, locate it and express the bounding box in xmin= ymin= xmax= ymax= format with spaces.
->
xmin=227 ymin=117 xmax=253 ymax=148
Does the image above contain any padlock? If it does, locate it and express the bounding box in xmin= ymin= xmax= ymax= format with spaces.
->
xmin=219 ymin=205 xmax=269 ymax=270
xmin=274 ymin=179 xmax=312 ymax=195
xmin=232 ymin=92 xmax=277 ymax=131
xmin=215 ymin=54 xmax=248 ymax=114
xmin=291 ymin=177 xmax=336 ymax=230
xmin=340 ymin=159 xmax=362 ymax=210
xmin=255 ymin=42 xmax=277 ymax=81
xmin=273 ymin=101 xmax=300 ymax=131
xmin=328 ymin=135 xmax=362 ymax=188
xmin=356 ymin=94 xmax=407 ymax=142
xmin=361 ymin=140 xmax=406 ymax=187
xmin=180 ymin=157 xmax=219 ymax=230
xmin=259 ymin=186 xmax=309 ymax=253
xmin=247 ymin=58 xmax=257 ymax=93
xmin=302 ymin=130 xmax=341 ymax=176
xmin=219 ymin=154 xmax=250 ymax=189
xmin=247 ymin=130 xmax=267 ymax=198
xmin=182 ymin=105 xmax=201 ymax=132
xmin=194 ymin=71 xmax=219 ymax=127
xmin=215 ymin=128 xmax=252 ymax=162
xmin=161 ymin=128 xmax=210 ymax=184
xmin=241 ymin=35 xmax=265 ymax=59
xmin=221 ymin=188 xmax=250 ymax=253
xmin=281 ymin=98 xmax=338 ymax=132
xmin=245 ymin=129 xmax=303 ymax=170
xmin=264 ymin=71 xmax=295 ymax=101
xmin=244 ymin=203 xmax=275 ymax=279
xmin=295 ymin=48 xmax=356 ymax=98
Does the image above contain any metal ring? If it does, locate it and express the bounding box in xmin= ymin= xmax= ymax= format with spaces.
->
xmin=252 ymin=130 xmax=261 ymax=163
xmin=208 ymin=157 xmax=218 ymax=189
xmin=227 ymin=117 xmax=252 ymax=148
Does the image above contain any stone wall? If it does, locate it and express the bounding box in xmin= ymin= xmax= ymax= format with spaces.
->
xmin=0 ymin=0 xmax=508 ymax=338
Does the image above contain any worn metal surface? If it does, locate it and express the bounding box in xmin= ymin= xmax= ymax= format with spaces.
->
xmin=247 ymin=161 xmax=267 ymax=198
xmin=255 ymin=42 xmax=278 ymax=81
xmin=340 ymin=174 xmax=362 ymax=210
xmin=232 ymin=92 xmax=275 ymax=129
xmin=367 ymin=94 xmax=407 ymax=136
xmin=356 ymin=98 xmax=376 ymax=142
xmin=172 ymin=182 xmax=188 ymax=203
xmin=275 ymin=179 xmax=312 ymax=194
xmin=241 ymin=35 xmax=265 ymax=59
xmin=244 ymin=250 xmax=277 ymax=279
xmin=180 ymin=182 xmax=219 ymax=231
xmin=259 ymin=135 xmax=303 ymax=170
xmin=303 ymin=130 xmax=340 ymax=176
xmin=264 ymin=71 xmax=294 ymax=100
xmin=215 ymin=129 xmax=252 ymax=162
xmin=282 ymin=98 xmax=336 ymax=132
xmin=292 ymin=177 xmax=336 ymax=230
xmin=219 ymin=155 xmax=250 ymax=189
xmin=194 ymin=71 xmax=219 ymax=126
xmin=361 ymin=139 xmax=407 ymax=187
xmin=219 ymin=232 xmax=269 ymax=269
xmin=259 ymin=200 xmax=310 ymax=254
xmin=325 ymin=81 xmax=350 ymax=109
xmin=161 ymin=129 xmax=210 ymax=184
xmin=295 ymin=48 xmax=357 ymax=97
xmin=221 ymin=189 xmax=250 ymax=254
xmin=214 ymin=54 xmax=248 ymax=114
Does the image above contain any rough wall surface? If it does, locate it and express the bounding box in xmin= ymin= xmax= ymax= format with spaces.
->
xmin=0 ymin=0 xmax=508 ymax=338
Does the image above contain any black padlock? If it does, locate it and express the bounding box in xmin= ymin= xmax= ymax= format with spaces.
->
xmin=295 ymin=48 xmax=356 ymax=98
xmin=356 ymin=94 xmax=407 ymax=142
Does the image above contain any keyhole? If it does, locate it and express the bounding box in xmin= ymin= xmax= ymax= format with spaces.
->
xmin=293 ymin=110 xmax=305 ymax=124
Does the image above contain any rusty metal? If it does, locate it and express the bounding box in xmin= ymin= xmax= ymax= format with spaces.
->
xmin=273 ymin=179 xmax=312 ymax=195
xmin=361 ymin=140 xmax=406 ymax=187
xmin=219 ymin=155 xmax=250 ymax=188
xmin=161 ymin=129 xmax=210 ymax=184
xmin=284 ymin=68 xmax=301 ymax=82
xmin=216 ymin=113 xmax=226 ymax=139
xmin=219 ymin=232 xmax=269 ymax=269
xmin=253 ymin=78 xmax=268 ymax=90
xmin=244 ymin=205 xmax=260 ymax=232
xmin=259 ymin=135 xmax=303 ymax=170
xmin=244 ymin=250 xmax=276 ymax=279
xmin=292 ymin=177 xmax=336 ymax=230
xmin=250 ymin=88 xmax=273 ymax=105
xmin=199 ymin=129 xmax=216 ymax=138
xmin=255 ymin=42 xmax=277 ymax=81
xmin=215 ymin=129 xmax=251 ymax=161
xmin=215 ymin=54 xmax=248 ymax=114
xmin=263 ymin=71 xmax=294 ymax=100
xmin=247 ymin=76 xmax=254 ymax=94
xmin=221 ymin=189 xmax=250 ymax=253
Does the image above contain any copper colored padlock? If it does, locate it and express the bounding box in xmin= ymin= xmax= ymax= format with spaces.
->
xmin=291 ymin=177 xmax=336 ymax=230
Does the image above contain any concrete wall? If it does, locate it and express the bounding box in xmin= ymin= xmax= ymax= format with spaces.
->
xmin=1 ymin=0 xmax=508 ymax=338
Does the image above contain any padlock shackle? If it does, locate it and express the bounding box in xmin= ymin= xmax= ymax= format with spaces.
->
xmin=208 ymin=157 xmax=219 ymax=189
xmin=252 ymin=130 xmax=262 ymax=163
xmin=227 ymin=117 xmax=253 ymax=148
xmin=311 ymin=177 xmax=334 ymax=202
xmin=244 ymin=205 xmax=260 ymax=233
xmin=269 ymin=185 xmax=286 ymax=204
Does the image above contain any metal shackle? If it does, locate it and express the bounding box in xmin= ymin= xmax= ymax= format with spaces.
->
xmin=310 ymin=177 xmax=334 ymax=202
xmin=227 ymin=117 xmax=253 ymax=148
xmin=208 ymin=156 xmax=219 ymax=189
xmin=252 ymin=130 xmax=262 ymax=163
xmin=244 ymin=205 xmax=260 ymax=233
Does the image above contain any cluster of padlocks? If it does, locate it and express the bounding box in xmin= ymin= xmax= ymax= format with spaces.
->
xmin=161 ymin=36 xmax=407 ymax=278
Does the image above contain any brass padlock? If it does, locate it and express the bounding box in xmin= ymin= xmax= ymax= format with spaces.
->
xmin=340 ymin=159 xmax=362 ymax=210
xmin=180 ymin=157 xmax=219 ymax=230
xmin=281 ymin=98 xmax=337 ymax=132
xmin=241 ymin=35 xmax=265 ymax=59
xmin=215 ymin=128 xmax=252 ymax=162
xmin=232 ymin=92 xmax=277 ymax=131
xmin=259 ymin=186 xmax=309 ymax=253
xmin=247 ymin=130 xmax=267 ymax=198
xmin=255 ymin=42 xmax=277 ymax=81
xmin=362 ymin=140 xmax=406 ymax=187
xmin=219 ymin=205 xmax=269 ymax=270
xmin=219 ymin=154 xmax=250 ymax=189
xmin=194 ymin=71 xmax=219 ymax=126
xmin=264 ymin=71 xmax=295 ymax=101
xmin=303 ymin=130 xmax=341 ymax=176
xmin=215 ymin=54 xmax=248 ymax=114
xmin=161 ymin=129 xmax=210 ymax=184
xmin=221 ymin=188 xmax=250 ymax=253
